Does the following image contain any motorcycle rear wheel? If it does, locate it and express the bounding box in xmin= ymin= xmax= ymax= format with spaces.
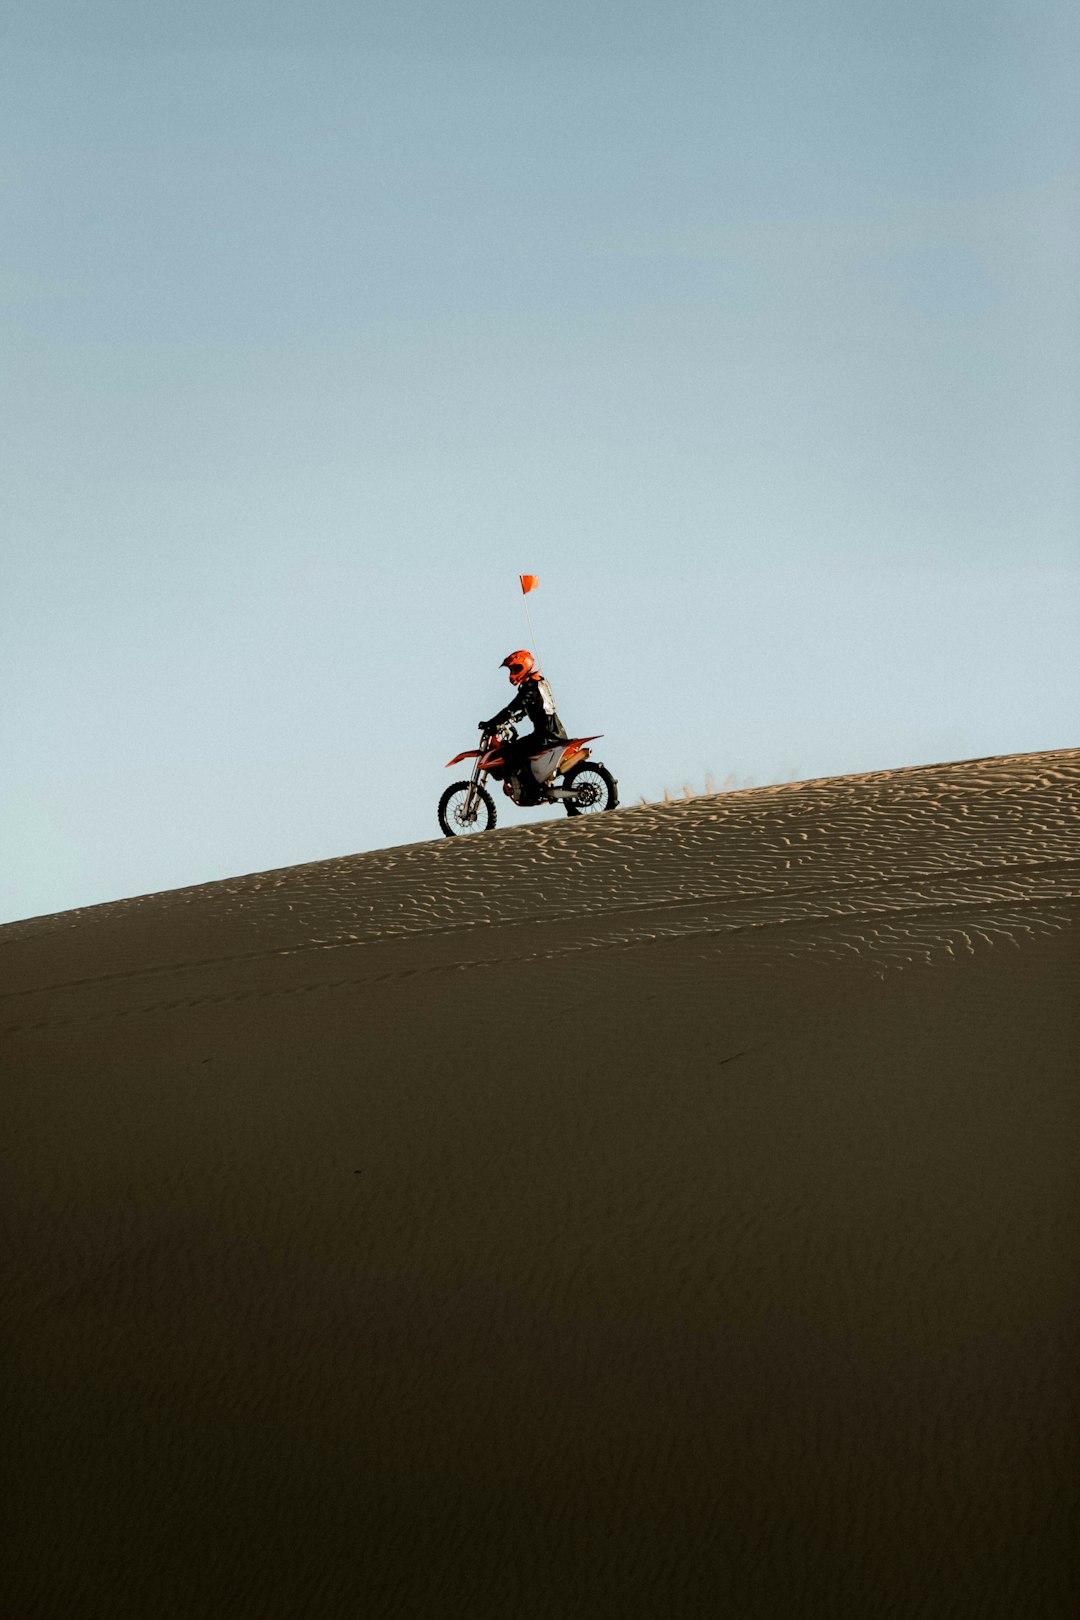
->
xmin=438 ymin=781 xmax=496 ymax=836
xmin=562 ymin=761 xmax=619 ymax=817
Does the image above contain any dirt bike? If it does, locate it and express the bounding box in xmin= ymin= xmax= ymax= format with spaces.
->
xmin=438 ymin=723 xmax=619 ymax=836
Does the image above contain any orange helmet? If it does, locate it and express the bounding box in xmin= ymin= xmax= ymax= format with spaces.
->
xmin=501 ymin=649 xmax=535 ymax=686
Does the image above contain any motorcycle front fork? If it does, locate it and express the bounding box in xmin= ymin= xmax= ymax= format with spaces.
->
xmin=463 ymin=768 xmax=485 ymax=821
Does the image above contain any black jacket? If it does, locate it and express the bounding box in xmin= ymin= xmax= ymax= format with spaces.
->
xmin=486 ymin=673 xmax=567 ymax=742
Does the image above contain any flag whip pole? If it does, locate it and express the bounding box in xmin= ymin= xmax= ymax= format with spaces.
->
xmin=519 ymin=574 xmax=544 ymax=668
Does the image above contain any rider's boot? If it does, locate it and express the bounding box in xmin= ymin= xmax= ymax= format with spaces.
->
xmin=517 ymin=767 xmax=541 ymax=806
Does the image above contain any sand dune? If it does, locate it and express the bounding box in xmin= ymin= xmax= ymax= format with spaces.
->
xmin=3 ymin=750 xmax=1078 ymax=1617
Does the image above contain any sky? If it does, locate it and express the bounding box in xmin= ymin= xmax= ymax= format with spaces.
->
xmin=3 ymin=0 xmax=1078 ymax=923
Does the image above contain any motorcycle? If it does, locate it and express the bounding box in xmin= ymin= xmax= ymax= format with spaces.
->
xmin=438 ymin=723 xmax=619 ymax=836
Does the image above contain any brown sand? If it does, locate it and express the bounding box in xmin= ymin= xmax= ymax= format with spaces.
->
xmin=2 ymin=749 xmax=1078 ymax=1618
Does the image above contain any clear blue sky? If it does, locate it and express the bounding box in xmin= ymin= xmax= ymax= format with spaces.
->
xmin=3 ymin=1 xmax=1077 ymax=922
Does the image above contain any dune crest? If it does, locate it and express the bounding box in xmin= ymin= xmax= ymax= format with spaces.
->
xmin=2 ymin=749 xmax=1077 ymax=1019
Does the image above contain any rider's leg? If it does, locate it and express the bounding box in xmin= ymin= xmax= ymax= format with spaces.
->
xmin=509 ymin=736 xmax=543 ymax=803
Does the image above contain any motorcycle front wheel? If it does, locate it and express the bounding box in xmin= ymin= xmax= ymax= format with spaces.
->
xmin=438 ymin=781 xmax=496 ymax=837
xmin=562 ymin=761 xmax=619 ymax=817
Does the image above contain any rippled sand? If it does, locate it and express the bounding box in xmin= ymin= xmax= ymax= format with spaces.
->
xmin=3 ymin=750 xmax=1078 ymax=1616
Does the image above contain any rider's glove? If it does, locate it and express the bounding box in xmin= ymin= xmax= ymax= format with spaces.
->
xmin=478 ymin=720 xmax=490 ymax=730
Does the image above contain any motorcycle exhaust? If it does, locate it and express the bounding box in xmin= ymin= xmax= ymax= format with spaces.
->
xmin=559 ymin=747 xmax=590 ymax=774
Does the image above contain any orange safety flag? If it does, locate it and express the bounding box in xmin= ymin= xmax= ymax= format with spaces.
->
xmin=519 ymin=574 xmax=539 ymax=594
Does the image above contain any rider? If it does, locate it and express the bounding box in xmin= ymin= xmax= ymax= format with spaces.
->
xmin=480 ymin=651 xmax=568 ymax=804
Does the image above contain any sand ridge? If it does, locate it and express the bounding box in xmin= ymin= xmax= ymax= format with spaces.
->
xmin=2 ymin=749 xmax=1079 ymax=1617
xmin=2 ymin=750 xmax=1078 ymax=1019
